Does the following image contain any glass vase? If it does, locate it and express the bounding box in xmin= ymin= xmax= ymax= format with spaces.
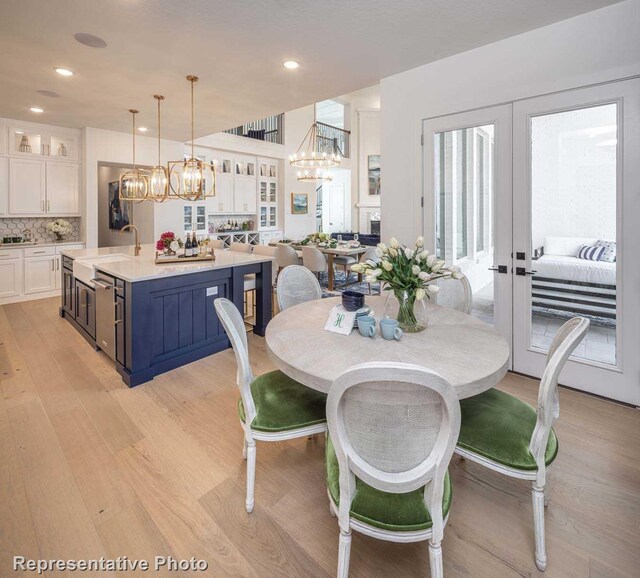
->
xmin=383 ymin=289 xmax=428 ymax=333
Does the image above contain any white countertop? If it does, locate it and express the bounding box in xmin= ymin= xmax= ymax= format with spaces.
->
xmin=0 ymin=240 xmax=84 ymax=249
xmin=62 ymin=244 xmax=274 ymax=283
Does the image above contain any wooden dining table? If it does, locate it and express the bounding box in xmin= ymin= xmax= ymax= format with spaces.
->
xmin=265 ymin=295 xmax=510 ymax=399
xmin=270 ymin=242 xmax=369 ymax=291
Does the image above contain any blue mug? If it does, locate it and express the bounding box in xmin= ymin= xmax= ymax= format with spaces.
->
xmin=380 ymin=318 xmax=403 ymax=341
xmin=357 ymin=315 xmax=376 ymax=338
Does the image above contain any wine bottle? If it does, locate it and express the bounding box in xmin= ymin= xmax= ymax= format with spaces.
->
xmin=190 ymin=233 xmax=196 ymax=257
xmin=185 ymin=233 xmax=192 ymax=257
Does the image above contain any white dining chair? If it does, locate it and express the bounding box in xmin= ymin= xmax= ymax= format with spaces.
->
xmin=275 ymin=244 xmax=301 ymax=271
xmin=455 ymin=316 xmax=589 ymax=571
xmin=214 ymin=297 xmax=327 ymax=513
xmin=434 ymin=275 xmax=472 ymax=315
xmin=326 ymin=362 xmax=461 ymax=578
xmin=230 ymin=241 xmax=252 ymax=253
xmin=211 ymin=239 xmax=225 ymax=250
xmin=276 ymin=265 xmax=322 ymax=311
xmin=302 ymin=246 xmax=328 ymax=281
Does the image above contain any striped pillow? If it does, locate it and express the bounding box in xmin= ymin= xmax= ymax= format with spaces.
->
xmin=577 ymin=244 xmax=605 ymax=261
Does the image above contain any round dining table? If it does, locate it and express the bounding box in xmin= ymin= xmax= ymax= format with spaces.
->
xmin=265 ymin=295 xmax=510 ymax=399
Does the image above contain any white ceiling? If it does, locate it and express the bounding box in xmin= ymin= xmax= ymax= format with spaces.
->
xmin=0 ymin=0 xmax=621 ymax=141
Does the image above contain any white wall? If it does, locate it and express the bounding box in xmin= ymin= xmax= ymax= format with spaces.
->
xmin=283 ymin=105 xmax=318 ymax=239
xmin=380 ymin=0 xmax=640 ymax=245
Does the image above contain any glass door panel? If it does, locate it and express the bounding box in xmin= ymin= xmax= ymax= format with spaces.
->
xmin=530 ymin=104 xmax=617 ymax=365
xmin=434 ymin=125 xmax=495 ymax=325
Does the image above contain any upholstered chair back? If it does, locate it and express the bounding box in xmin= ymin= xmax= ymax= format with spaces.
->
xmin=530 ymin=317 xmax=589 ymax=478
xmin=327 ymin=362 xmax=461 ymax=543
xmin=230 ymin=242 xmax=252 ymax=253
xmin=275 ymin=244 xmax=300 ymax=269
xmin=211 ymin=239 xmax=225 ymax=249
xmin=276 ymin=265 xmax=322 ymax=311
xmin=214 ymin=298 xmax=257 ymax=424
xmin=252 ymin=245 xmax=278 ymax=285
xmin=359 ymin=247 xmax=380 ymax=264
xmin=434 ymin=275 xmax=472 ymax=315
xmin=302 ymin=246 xmax=328 ymax=273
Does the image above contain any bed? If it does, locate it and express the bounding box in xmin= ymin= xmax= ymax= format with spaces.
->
xmin=532 ymin=237 xmax=616 ymax=320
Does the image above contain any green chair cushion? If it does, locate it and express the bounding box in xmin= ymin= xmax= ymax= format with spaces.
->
xmin=325 ymin=435 xmax=452 ymax=532
xmin=238 ymin=370 xmax=327 ymax=432
xmin=458 ymin=388 xmax=558 ymax=471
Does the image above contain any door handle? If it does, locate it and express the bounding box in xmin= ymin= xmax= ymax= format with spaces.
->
xmin=515 ymin=267 xmax=537 ymax=276
xmin=51 ymin=258 xmax=55 ymax=271
xmin=488 ymin=265 xmax=508 ymax=274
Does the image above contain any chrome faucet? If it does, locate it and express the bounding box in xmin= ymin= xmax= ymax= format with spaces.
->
xmin=121 ymin=224 xmax=141 ymax=256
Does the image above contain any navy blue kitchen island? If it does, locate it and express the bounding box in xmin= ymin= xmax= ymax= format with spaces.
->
xmin=60 ymin=245 xmax=273 ymax=387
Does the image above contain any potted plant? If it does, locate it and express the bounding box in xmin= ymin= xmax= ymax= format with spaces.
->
xmin=351 ymin=236 xmax=463 ymax=332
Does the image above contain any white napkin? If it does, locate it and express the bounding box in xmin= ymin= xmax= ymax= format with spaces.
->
xmin=324 ymin=306 xmax=356 ymax=335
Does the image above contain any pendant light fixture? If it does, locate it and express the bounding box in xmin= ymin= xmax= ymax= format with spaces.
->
xmin=167 ymin=75 xmax=215 ymax=201
xmin=119 ymin=109 xmax=149 ymax=203
xmin=289 ymin=107 xmax=341 ymax=182
xmin=148 ymin=95 xmax=168 ymax=202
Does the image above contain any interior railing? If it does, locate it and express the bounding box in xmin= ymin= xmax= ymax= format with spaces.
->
xmin=224 ymin=113 xmax=284 ymax=145
xmin=316 ymin=121 xmax=351 ymax=158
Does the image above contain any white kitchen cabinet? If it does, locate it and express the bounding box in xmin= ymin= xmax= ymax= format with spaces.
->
xmin=24 ymin=254 xmax=56 ymax=294
xmin=46 ymin=161 xmax=80 ymax=214
xmin=0 ymin=157 xmax=8 ymax=215
xmin=9 ymin=157 xmax=46 ymax=214
xmin=8 ymin=126 xmax=79 ymax=162
xmin=213 ymin=173 xmax=234 ymax=213
xmin=235 ymin=177 xmax=257 ymax=213
xmin=0 ymin=124 xmax=7 ymax=155
xmin=0 ymin=257 xmax=22 ymax=298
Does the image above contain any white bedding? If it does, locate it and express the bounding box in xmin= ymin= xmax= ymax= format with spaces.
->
xmin=534 ymin=255 xmax=616 ymax=286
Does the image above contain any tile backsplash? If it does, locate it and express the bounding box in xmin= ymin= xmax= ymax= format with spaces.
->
xmin=0 ymin=217 xmax=82 ymax=243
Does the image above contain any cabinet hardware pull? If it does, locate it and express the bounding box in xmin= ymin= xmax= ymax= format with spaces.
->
xmin=51 ymin=259 xmax=54 ymax=271
xmin=33 ymin=250 xmax=46 ymax=254
xmin=115 ymin=300 xmax=123 ymax=325
xmin=47 ymin=200 xmax=50 ymax=212
xmin=41 ymin=200 xmax=45 ymax=211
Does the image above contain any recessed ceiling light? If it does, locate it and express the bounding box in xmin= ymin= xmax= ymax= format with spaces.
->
xmin=37 ymin=90 xmax=60 ymax=98
xmin=55 ymin=67 xmax=74 ymax=77
xmin=74 ymin=32 xmax=107 ymax=48
xmin=138 ymin=127 xmax=148 ymax=132
xmin=283 ymin=60 xmax=300 ymax=70
xmin=30 ymin=107 xmax=44 ymax=113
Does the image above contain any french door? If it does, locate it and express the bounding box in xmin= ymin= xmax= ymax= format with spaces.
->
xmin=423 ymin=105 xmax=513 ymax=360
xmin=512 ymin=80 xmax=640 ymax=405
xmin=423 ymin=79 xmax=640 ymax=405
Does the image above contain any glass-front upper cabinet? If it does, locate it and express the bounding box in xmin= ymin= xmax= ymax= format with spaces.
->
xmin=8 ymin=127 xmax=79 ymax=161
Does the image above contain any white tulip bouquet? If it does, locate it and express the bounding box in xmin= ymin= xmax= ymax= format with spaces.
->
xmin=351 ymin=236 xmax=463 ymax=331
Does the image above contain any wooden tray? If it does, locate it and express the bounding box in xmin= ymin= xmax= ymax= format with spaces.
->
xmin=154 ymin=251 xmax=215 ymax=264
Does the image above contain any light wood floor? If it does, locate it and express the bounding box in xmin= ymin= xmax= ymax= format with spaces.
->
xmin=1 ymin=297 xmax=638 ymax=578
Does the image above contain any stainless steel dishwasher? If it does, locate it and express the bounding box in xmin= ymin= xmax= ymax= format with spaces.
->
xmin=93 ymin=276 xmax=116 ymax=360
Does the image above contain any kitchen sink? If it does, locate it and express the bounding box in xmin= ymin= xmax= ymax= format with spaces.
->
xmin=73 ymin=254 xmax=132 ymax=286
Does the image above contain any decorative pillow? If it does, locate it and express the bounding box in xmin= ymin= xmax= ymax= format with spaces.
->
xmin=596 ymin=240 xmax=616 ymax=263
xmin=577 ymin=244 xmax=605 ymax=261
